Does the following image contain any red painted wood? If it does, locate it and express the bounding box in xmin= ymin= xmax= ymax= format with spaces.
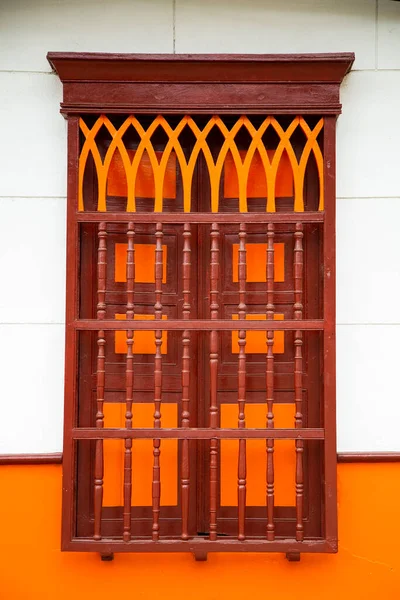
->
xmin=76 ymin=212 xmax=325 ymax=224
xmin=209 ymin=223 xmax=220 ymax=541
xmin=74 ymin=218 xmax=327 ymax=543
xmin=152 ymin=223 xmax=164 ymax=541
xmin=294 ymin=223 xmax=304 ymax=542
xmin=337 ymin=453 xmax=400 ymax=463
xmin=47 ymin=52 xmax=355 ymax=83
xmin=60 ymin=82 xmax=342 ymax=115
xmin=123 ymin=223 xmax=135 ymax=542
xmin=64 ymin=537 xmax=335 ymax=554
xmin=237 ymin=223 xmax=247 ymax=541
xmin=322 ymin=117 xmax=338 ymax=548
xmin=94 ymin=222 xmax=107 ymax=540
xmin=7 ymin=451 xmax=400 ymax=465
xmin=61 ymin=116 xmax=80 ymax=549
xmin=53 ymin=54 xmax=351 ymax=553
xmin=0 ymin=453 xmax=63 ymax=465
xmin=266 ymin=223 xmax=275 ymax=541
xmin=71 ymin=428 xmax=325 ymax=440
xmin=73 ymin=319 xmax=324 ymax=331
xmin=181 ymin=224 xmax=192 ymax=540
xmin=47 ymin=52 xmax=354 ymax=117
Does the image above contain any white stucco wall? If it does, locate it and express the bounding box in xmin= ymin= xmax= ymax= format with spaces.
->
xmin=0 ymin=0 xmax=399 ymax=453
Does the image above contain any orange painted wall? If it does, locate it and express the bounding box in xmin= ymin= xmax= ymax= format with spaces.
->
xmin=1 ymin=464 xmax=400 ymax=599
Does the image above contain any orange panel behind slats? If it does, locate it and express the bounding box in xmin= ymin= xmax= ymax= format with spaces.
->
xmin=221 ymin=403 xmax=296 ymax=507
xmin=115 ymin=243 xmax=167 ymax=283
xmin=232 ymin=314 xmax=284 ymax=354
xmin=232 ymin=242 xmax=284 ymax=283
xmin=107 ymin=149 xmax=176 ymax=199
xmin=115 ymin=314 xmax=167 ymax=354
xmin=224 ymin=149 xmax=294 ymax=199
xmin=103 ymin=402 xmax=177 ymax=507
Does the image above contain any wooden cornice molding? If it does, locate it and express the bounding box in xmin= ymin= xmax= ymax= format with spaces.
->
xmin=47 ymin=52 xmax=355 ymax=83
xmin=47 ymin=52 xmax=355 ymax=116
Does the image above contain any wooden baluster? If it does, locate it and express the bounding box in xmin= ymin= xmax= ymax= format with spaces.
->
xmin=123 ymin=223 xmax=135 ymax=542
xmin=237 ymin=223 xmax=247 ymax=541
xmin=209 ymin=223 xmax=220 ymax=541
xmin=294 ymin=223 xmax=304 ymax=542
xmin=94 ymin=222 xmax=107 ymax=540
xmin=266 ymin=223 xmax=275 ymax=541
xmin=181 ymin=224 xmax=192 ymax=540
xmin=152 ymin=223 xmax=163 ymax=541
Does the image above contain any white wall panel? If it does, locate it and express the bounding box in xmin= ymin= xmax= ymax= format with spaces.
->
xmin=0 ymin=0 xmax=173 ymax=72
xmin=0 ymin=72 xmax=66 ymax=197
xmin=0 ymin=324 xmax=64 ymax=453
xmin=377 ymin=0 xmax=400 ymax=69
xmin=337 ymin=71 xmax=400 ymax=199
xmin=0 ymin=0 xmax=399 ymax=454
xmin=0 ymin=198 xmax=66 ymax=324
xmin=337 ymin=197 xmax=400 ymax=325
xmin=337 ymin=324 xmax=400 ymax=452
xmin=175 ymin=0 xmax=375 ymax=70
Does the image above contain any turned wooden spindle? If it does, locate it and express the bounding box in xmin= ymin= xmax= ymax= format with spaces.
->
xmin=209 ymin=223 xmax=220 ymax=541
xmin=266 ymin=223 xmax=275 ymax=541
xmin=152 ymin=223 xmax=163 ymax=541
xmin=294 ymin=223 xmax=304 ymax=542
xmin=123 ymin=223 xmax=135 ymax=542
xmin=181 ymin=224 xmax=192 ymax=540
xmin=237 ymin=223 xmax=247 ymax=541
xmin=94 ymin=222 xmax=107 ymax=541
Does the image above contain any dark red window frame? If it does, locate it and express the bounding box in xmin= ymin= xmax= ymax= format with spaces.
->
xmin=48 ymin=52 xmax=354 ymax=558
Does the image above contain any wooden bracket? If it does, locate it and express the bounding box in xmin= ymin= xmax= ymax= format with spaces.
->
xmin=192 ymin=551 xmax=208 ymax=561
xmin=286 ymin=552 xmax=301 ymax=562
xmin=100 ymin=553 xmax=114 ymax=562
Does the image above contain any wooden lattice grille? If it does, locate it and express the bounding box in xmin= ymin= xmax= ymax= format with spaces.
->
xmin=45 ymin=50 xmax=357 ymax=558
xmin=78 ymin=115 xmax=324 ymax=213
xmin=62 ymin=110 xmax=337 ymax=557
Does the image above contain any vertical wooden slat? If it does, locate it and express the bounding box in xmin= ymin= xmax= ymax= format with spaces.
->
xmin=181 ymin=224 xmax=192 ymax=540
xmin=266 ymin=223 xmax=275 ymax=541
xmin=322 ymin=117 xmax=338 ymax=548
xmin=62 ymin=116 xmax=80 ymax=548
xmin=123 ymin=223 xmax=135 ymax=542
xmin=94 ymin=222 xmax=107 ymax=540
xmin=152 ymin=223 xmax=163 ymax=541
xmin=237 ymin=223 xmax=247 ymax=541
xmin=209 ymin=223 xmax=220 ymax=541
xmin=294 ymin=222 xmax=304 ymax=542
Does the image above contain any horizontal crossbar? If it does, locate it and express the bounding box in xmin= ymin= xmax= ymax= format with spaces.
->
xmin=72 ymin=427 xmax=325 ymax=440
xmin=66 ymin=537 xmax=334 ymax=554
xmin=76 ymin=211 xmax=324 ymax=224
xmin=72 ymin=319 xmax=324 ymax=331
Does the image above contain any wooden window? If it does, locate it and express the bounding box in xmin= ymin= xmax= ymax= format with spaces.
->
xmin=49 ymin=52 xmax=354 ymax=558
